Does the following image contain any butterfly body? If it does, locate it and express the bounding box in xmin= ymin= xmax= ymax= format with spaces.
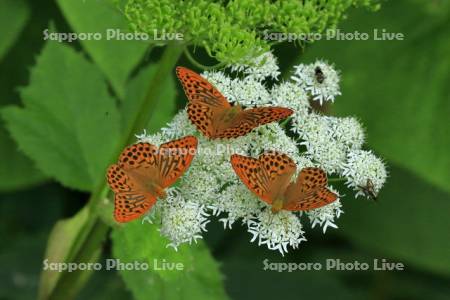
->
xmin=144 ymin=181 xmax=167 ymax=199
xmin=176 ymin=66 xmax=293 ymax=139
xmin=107 ymin=136 xmax=198 ymax=222
xmin=231 ymin=152 xmax=338 ymax=212
xmin=271 ymin=198 xmax=285 ymax=213
xmin=213 ymin=105 xmax=243 ymax=131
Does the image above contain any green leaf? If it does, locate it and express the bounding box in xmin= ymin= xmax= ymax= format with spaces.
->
xmin=122 ymin=63 xmax=177 ymax=135
xmin=38 ymin=207 xmax=88 ymax=300
xmin=2 ymin=41 xmax=120 ymax=191
xmin=112 ymin=222 xmax=229 ymax=300
xmin=339 ymin=164 xmax=450 ymax=276
xmin=0 ymin=0 xmax=50 ymax=191
xmin=56 ymin=0 xmax=149 ymax=98
xmin=0 ymin=0 xmax=30 ymax=61
xmin=37 ymin=207 xmax=103 ymax=300
xmin=304 ymin=0 xmax=450 ymax=194
xmin=0 ymin=126 xmax=46 ymax=191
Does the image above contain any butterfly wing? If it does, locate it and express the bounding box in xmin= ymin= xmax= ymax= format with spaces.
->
xmin=176 ymin=66 xmax=231 ymax=108
xmin=118 ymin=142 xmax=158 ymax=170
xmin=258 ymin=151 xmax=296 ymax=203
xmin=231 ymin=154 xmax=272 ymax=204
xmin=176 ymin=66 xmax=231 ymax=138
xmin=107 ymin=137 xmax=197 ymax=223
xmin=215 ymin=107 xmax=293 ymax=139
xmin=176 ymin=67 xmax=293 ymax=139
xmin=283 ymin=167 xmax=337 ymax=211
xmin=107 ymin=164 xmax=157 ymax=223
xmin=113 ymin=191 xmax=157 ymax=223
xmin=156 ymin=135 xmax=198 ymax=187
xmin=231 ymin=152 xmax=296 ymax=206
xmin=186 ymin=102 xmax=215 ymax=138
xmin=108 ymin=142 xmax=162 ymax=223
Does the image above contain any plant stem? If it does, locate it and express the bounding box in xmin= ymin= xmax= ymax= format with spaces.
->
xmin=328 ymin=177 xmax=346 ymax=183
xmin=45 ymin=43 xmax=184 ymax=300
xmin=48 ymin=217 xmax=109 ymax=300
xmin=280 ymin=116 xmax=292 ymax=128
xmin=183 ymin=47 xmax=226 ymax=70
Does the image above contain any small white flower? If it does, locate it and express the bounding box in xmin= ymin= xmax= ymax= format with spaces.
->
xmin=203 ymin=71 xmax=272 ymax=107
xmin=212 ymin=184 xmax=263 ymax=229
xmin=292 ymin=60 xmax=341 ymax=104
xmin=294 ymin=156 xmax=316 ymax=173
xmin=311 ymin=142 xmax=347 ymax=175
xmin=230 ymin=51 xmax=280 ymax=81
xmin=296 ymin=115 xmax=347 ymax=174
xmin=250 ymin=123 xmax=300 ymax=159
xmin=160 ymin=109 xmax=196 ymax=139
xmin=271 ymin=81 xmax=310 ymax=124
xmin=159 ymin=191 xmax=210 ymax=250
xmin=201 ymin=70 xmax=235 ymax=102
xmin=136 ymin=130 xmax=165 ymax=146
xmin=231 ymin=77 xmax=271 ymax=107
xmin=186 ymin=135 xmax=251 ymax=185
xmin=178 ymin=169 xmax=220 ymax=206
xmin=332 ymin=117 xmax=365 ymax=150
xmin=342 ymin=150 xmax=387 ymax=198
xmin=247 ymin=209 xmax=306 ymax=256
xmin=306 ymin=188 xmax=343 ymax=233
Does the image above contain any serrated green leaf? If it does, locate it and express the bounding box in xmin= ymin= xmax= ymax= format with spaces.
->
xmin=56 ymin=0 xmax=149 ymax=98
xmin=0 ymin=0 xmax=48 ymax=192
xmin=0 ymin=126 xmax=46 ymax=191
xmin=112 ymin=222 xmax=229 ymax=300
xmin=2 ymin=41 xmax=120 ymax=191
xmin=0 ymin=0 xmax=30 ymax=61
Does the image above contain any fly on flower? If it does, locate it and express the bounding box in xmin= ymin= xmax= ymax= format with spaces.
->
xmin=106 ymin=136 xmax=198 ymax=222
xmin=231 ymin=151 xmax=338 ymax=213
xmin=358 ymin=179 xmax=378 ymax=201
xmin=314 ymin=66 xmax=325 ymax=84
xmin=176 ymin=66 xmax=293 ymax=139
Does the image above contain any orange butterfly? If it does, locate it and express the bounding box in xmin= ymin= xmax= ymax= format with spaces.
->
xmin=231 ymin=151 xmax=338 ymax=213
xmin=106 ymin=136 xmax=198 ymax=222
xmin=176 ymin=66 xmax=293 ymax=139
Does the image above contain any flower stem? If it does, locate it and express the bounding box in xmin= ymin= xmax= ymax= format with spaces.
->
xmin=280 ymin=116 xmax=292 ymax=128
xmin=183 ymin=46 xmax=226 ymax=70
xmin=328 ymin=177 xmax=346 ymax=183
xmin=43 ymin=43 xmax=184 ymax=300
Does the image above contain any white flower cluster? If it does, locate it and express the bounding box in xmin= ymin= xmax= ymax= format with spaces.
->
xmin=159 ymin=189 xmax=210 ymax=250
xmin=306 ymin=186 xmax=344 ymax=234
xmin=293 ymin=115 xmax=366 ymax=174
xmin=229 ymin=51 xmax=280 ymax=81
xmin=136 ymin=53 xmax=387 ymax=255
xmin=292 ymin=59 xmax=341 ymax=104
xmin=342 ymin=150 xmax=388 ymax=198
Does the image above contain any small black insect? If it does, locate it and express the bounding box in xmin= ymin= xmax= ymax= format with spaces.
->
xmin=314 ymin=66 xmax=325 ymax=84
